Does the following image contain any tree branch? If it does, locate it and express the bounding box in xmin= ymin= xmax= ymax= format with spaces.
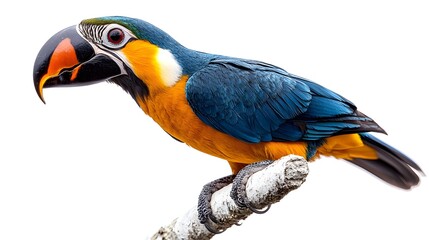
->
xmin=150 ymin=155 xmax=309 ymax=240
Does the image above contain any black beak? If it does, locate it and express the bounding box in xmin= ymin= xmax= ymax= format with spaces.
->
xmin=33 ymin=25 xmax=122 ymax=103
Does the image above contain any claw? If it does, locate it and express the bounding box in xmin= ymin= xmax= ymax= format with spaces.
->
xmin=248 ymin=203 xmax=271 ymax=214
xmin=209 ymin=213 xmax=220 ymax=224
xmin=235 ymin=219 xmax=244 ymax=226
xmin=234 ymin=196 xmax=247 ymax=208
xmin=204 ymin=216 xmax=225 ymax=234
xmin=230 ymin=160 xmax=274 ymax=212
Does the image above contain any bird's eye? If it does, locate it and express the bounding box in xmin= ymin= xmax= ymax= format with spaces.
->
xmin=107 ymin=28 xmax=125 ymax=45
xmin=100 ymin=24 xmax=134 ymax=50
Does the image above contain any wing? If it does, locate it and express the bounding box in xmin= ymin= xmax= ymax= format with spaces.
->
xmin=273 ymin=74 xmax=385 ymax=141
xmin=186 ymin=58 xmax=384 ymax=143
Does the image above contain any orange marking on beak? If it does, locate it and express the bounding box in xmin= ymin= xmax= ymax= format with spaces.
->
xmin=38 ymin=38 xmax=80 ymax=101
xmin=70 ymin=65 xmax=82 ymax=81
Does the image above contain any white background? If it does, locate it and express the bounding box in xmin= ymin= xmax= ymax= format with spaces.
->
xmin=1 ymin=1 xmax=428 ymax=239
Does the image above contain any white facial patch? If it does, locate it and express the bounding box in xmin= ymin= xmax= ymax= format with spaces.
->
xmin=156 ymin=48 xmax=183 ymax=87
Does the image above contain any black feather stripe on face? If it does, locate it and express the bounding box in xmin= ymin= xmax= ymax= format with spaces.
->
xmin=108 ymin=65 xmax=149 ymax=102
xmin=78 ymin=24 xmax=106 ymax=45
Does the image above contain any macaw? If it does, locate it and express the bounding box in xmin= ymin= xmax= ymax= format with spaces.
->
xmin=33 ymin=16 xmax=422 ymax=233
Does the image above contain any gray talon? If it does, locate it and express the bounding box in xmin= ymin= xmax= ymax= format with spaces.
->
xmin=248 ymin=203 xmax=271 ymax=214
xmin=230 ymin=160 xmax=274 ymax=210
xmin=204 ymin=220 xmax=225 ymax=234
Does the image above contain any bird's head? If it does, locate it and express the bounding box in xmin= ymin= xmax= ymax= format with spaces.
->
xmin=33 ymin=16 xmax=201 ymax=104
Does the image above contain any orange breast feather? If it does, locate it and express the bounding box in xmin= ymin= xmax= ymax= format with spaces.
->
xmin=136 ymin=77 xmax=310 ymax=173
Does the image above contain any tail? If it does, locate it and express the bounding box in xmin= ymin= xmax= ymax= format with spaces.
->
xmin=349 ymin=133 xmax=423 ymax=189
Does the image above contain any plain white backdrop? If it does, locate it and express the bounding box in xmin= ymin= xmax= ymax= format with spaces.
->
xmin=1 ymin=1 xmax=427 ymax=239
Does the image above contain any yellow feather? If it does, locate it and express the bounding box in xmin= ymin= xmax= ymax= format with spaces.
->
xmin=317 ymin=134 xmax=378 ymax=160
xmin=136 ymin=76 xmax=310 ymax=174
xmin=120 ymin=40 xmax=164 ymax=93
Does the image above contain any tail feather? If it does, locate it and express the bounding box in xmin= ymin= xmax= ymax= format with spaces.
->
xmin=349 ymin=133 xmax=422 ymax=189
xmin=361 ymin=133 xmax=422 ymax=172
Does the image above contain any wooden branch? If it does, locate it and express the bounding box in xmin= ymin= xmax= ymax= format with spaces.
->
xmin=150 ymin=155 xmax=309 ymax=240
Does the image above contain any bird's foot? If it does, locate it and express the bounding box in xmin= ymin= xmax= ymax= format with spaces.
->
xmin=197 ymin=174 xmax=235 ymax=234
xmin=197 ymin=160 xmax=274 ymax=234
xmin=230 ymin=160 xmax=274 ymax=213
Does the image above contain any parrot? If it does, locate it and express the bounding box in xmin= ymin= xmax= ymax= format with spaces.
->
xmin=33 ymin=16 xmax=422 ymax=233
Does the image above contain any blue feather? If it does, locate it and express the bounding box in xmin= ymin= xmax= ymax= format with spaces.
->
xmin=186 ymin=58 xmax=311 ymax=143
xmin=186 ymin=58 xmax=383 ymax=143
xmin=301 ymin=95 xmax=354 ymax=118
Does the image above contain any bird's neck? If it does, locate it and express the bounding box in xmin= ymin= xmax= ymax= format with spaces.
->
xmin=123 ymin=39 xmax=214 ymax=97
xmin=135 ymin=75 xmax=197 ymax=142
xmin=172 ymin=48 xmax=216 ymax=76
